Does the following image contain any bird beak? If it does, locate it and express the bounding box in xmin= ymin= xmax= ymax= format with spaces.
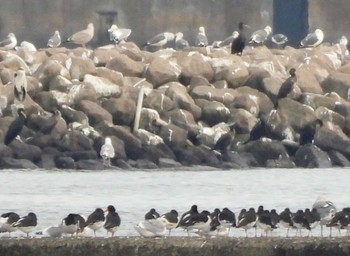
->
xmin=104 ymin=208 xmax=108 ymax=213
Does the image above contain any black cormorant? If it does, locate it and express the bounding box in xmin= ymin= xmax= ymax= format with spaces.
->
xmin=276 ymin=68 xmax=297 ymax=106
xmin=4 ymin=108 xmax=27 ymax=145
xmin=231 ymin=22 xmax=248 ymax=56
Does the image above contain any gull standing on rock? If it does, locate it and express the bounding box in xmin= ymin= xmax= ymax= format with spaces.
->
xmin=47 ymin=30 xmax=61 ymax=48
xmin=249 ymin=25 xmax=272 ymax=46
xmin=100 ymin=137 xmax=115 ymax=167
xmin=108 ymin=24 xmax=132 ymax=44
xmin=143 ymin=32 xmax=175 ymax=49
xmin=174 ymin=32 xmax=189 ymax=50
xmin=195 ymin=26 xmax=208 ymax=47
xmin=0 ymin=33 xmax=17 ymax=50
xmin=13 ymin=67 xmax=27 ymax=103
xmin=15 ymin=41 xmax=37 ymax=52
xmin=300 ymin=29 xmax=324 ymax=48
xmin=65 ymin=23 xmax=94 ymax=48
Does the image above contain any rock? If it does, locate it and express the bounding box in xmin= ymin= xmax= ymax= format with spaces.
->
xmin=236 ymin=86 xmax=274 ymax=115
xmin=195 ymin=99 xmax=230 ymax=126
xmin=265 ymin=158 xmax=296 ymax=168
xmin=315 ymin=107 xmax=345 ymax=128
xmin=39 ymin=154 xmax=57 ymax=169
xmin=68 ymin=83 xmax=98 ymax=103
xmin=113 ymin=159 xmax=133 ymax=169
xmin=66 ymin=150 xmax=98 ymax=161
xmin=34 ymin=60 xmax=70 ymax=90
xmin=245 ymin=69 xmax=271 ymax=91
xmin=0 ymin=144 xmax=13 ymax=158
xmin=158 ymin=124 xmax=188 ymax=148
xmin=92 ymin=48 xmax=121 ymax=66
xmin=55 ymin=156 xmax=76 ymax=169
xmin=83 ymin=74 xmax=121 ymax=98
xmin=173 ymin=145 xmax=220 ymax=167
xmin=32 ymin=91 xmax=59 ymax=112
xmin=75 ymin=100 xmax=113 ymax=126
xmin=294 ymin=144 xmax=332 ymax=168
xmin=138 ymin=108 xmax=164 ymax=134
xmin=321 ymin=71 xmax=350 ymax=100
xmin=314 ymin=126 xmax=350 ymax=157
xmin=229 ymin=94 xmax=260 ymax=117
xmin=0 ymin=157 xmax=38 ymax=169
xmin=134 ymin=129 xmax=164 ymax=146
xmin=158 ymin=158 xmax=182 ymax=168
xmin=48 ymin=75 xmax=72 ymax=92
xmin=76 ymin=159 xmax=104 ymax=170
xmin=167 ymin=109 xmax=200 ymax=138
xmin=188 ymin=75 xmax=211 ymax=92
xmin=297 ymin=68 xmax=323 ymax=94
xmin=222 ymin=151 xmax=259 ymax=168
xmin=196 ymin=122 xmax=231 ymax=148
xmin=65 ymin=56 xmax=96 ymax=81
xmin=101 ymin=97 xmax=136 ymax=126
xmin=143 ymin=90 xmax=175 ymax=114
xmin=190 ymin=86 xmax=237 ymax=106
xmin=299 ymin=93 xmax=340 ymax=111
xmin=9 ymin=141 xmax=42 ymax=163
xmin=229 ymin=108 xmax=258 ymax=134
xmin=106 ymin=52 xmax=145 ymax=77
xmin=135 ymin=159 xmax=158 ymax=169
xmin=327 ymin=150 xmax=350 ymax=167
xmin=144 ymin=57 xmax=180 ymax=87
xmin=95 ymin=67 xmax=124 ymax=86
xmin=60 ymin=105 xmax=89 ymax=125
xmin=239 ymin=140 xmax=290 ymax=167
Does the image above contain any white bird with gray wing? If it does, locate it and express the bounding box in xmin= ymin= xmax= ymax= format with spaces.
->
xmin=47 ymin=30 xmax=61 ymax=48
xmin=100 ymin=137 xmax=115 ymax=167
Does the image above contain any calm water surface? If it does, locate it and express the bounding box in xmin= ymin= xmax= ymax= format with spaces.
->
xmin=0 ymin=167 xmax=349 ymax=237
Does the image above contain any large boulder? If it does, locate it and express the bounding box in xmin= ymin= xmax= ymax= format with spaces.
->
xmin=314 ymin=126 xmax=350 ymax=157
xmin=158 ymin=124 xmax=188 ymax=148
xmin=106 ymin=52 xmax=145 ymax=77
xmin=144 ymin=57 xmax=180 ymax=87
xmin=65 ymin=56 xmax=96 ymax=81
xmin=101 ymin=97 xmax=136 ymax=126
xmin=195 ymin=99 xmax=230 ymax=126
xmin=8 ymin=141 xmax=42 ymax=163
xmin=321 ymin=71 xmax=350 ymax=99
xmin=143 ymin=90 xmax=175 ymax=114
xmin=294 ymin=144 xmax=332 ymax=168
xmin=75 ymin=100 xmax=113 ymax=126
xmin=83 ymin=74 xmax=122 ymax=98
xmin=0 ymin=157 xmax=38 ymax=169
xmin=34 ymin=60 xmax=70 ymax=90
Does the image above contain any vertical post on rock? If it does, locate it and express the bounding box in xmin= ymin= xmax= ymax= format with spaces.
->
xmin=133 ymin=86 xmax=145 ymax=133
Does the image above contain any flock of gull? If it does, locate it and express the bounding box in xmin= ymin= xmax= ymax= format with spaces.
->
xmin=1 ymin=197 xmax=350 ymax=239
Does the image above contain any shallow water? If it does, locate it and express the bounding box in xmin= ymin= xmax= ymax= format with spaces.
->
xmin=0 ymin=167 xmax=349 ymax=238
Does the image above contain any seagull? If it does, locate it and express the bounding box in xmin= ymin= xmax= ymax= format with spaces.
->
xmin=100 ymin=137 xmax=115 ymax=167
xmin=15 ymin=41 xmax=37 ymax=52
xmin=47 ymin=30 xmax=61 ymax=48
xmin=13 ymin=67 xmax=27 ymax=102
xmin=66 ymin=23 xmax=94 ymax=48
xmin=108 ymin=24 xmax=132 ymax=44
xmin=143 ymin=32 xmax=175 ymax=49
xmin=134 ymin=218 xmax=167 ymax=237
xmin=174 ymin=32 xmax=189 ymax=50
xmin=271 ymin=33 xmax=288 ymax=48
xmin=0 ymin=212 xmax=20 ymax=236
xmin=12 ymin=212 xmax=37 ymax=237
xmin=104 ymin=205 xmax=121 ymax=237
xmin=0 ymin=33 xmax=17 ymax=50
xmin=231 ymin=22 xmax=249 ymax=55
xmin=249 ymin=25 xmax=272 ymax=45
xmin=300 ymin=29 xmax=324 ymax=48
xmin=36 ymin=224 xmax=63 ymax=238
xmin=157 ymin=209 xmax=178 ymax=236
xmin=219 ymin=31 xmax=239 ymax=47
xmin=4 ymin=108 xmax=27 ymax=145
xmin=195 ymin=26 xmax=208 ymax=47
xmin=84 ymin=208 xmax=105 ymax=237
xmin=312 ymin=196 xmax=336 ymax=237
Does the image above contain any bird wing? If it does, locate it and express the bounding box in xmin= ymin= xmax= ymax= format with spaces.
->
xmin=0 ymin=38 xmax=12 ymax=47
xmin=147 ymin=33 xmax=167 ymax=46
xmin=301 ymin=33 xmax=319 ymax=46
xmin=195 ymin=34 xmax=208 ymax=46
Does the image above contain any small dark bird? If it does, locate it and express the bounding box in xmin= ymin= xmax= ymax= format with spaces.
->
xmin=231 ymin=22 xmax=248 ymax=56
xmin=257 ymin=209 xmax=278 ymax=236
xmin=176 ymin=205 xmax=199 ymax=235
xmin=210 ymin=208 xmax=221 ymax=232
xmin=104 ymin=205 xmax=121 ymax=237
xmin=145 ymin=208 xmax=160 ymax=220
xmin=279 ymin=208 xmax=294 ymax=237
xmin=304 ymin=208 xmax=320 ymax=236
xmin=292 ymin=209 xmax=311 ymax=236
xmin=85 ymin=208 xmax=105 ymax=237
xmin=236 ymin=207 xmax=257 ymax=237
xmin=4 ymin=108 xmax=27 ymax=145
xmin=276 ymin=68 xmax=297 ymax=104
xmin=219 ymin=207 xmax=236 ymax=231
xmin=12 ymin=212 xmax=37 ymax=237
xmin=0 ymin=212 xmax=20 ymax=235
xmin=158 ymin=209 xmax=178 ymax=236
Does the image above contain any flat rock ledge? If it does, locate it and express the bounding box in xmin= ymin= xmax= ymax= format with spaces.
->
xmin=0 ymin=237 xmax=349 ymax=256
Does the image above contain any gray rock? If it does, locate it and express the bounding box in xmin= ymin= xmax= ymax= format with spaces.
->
xmin=144 ymin=57 xmax=180 ymax=87
xmin=106 ymin=52 xmax=145 ymax=77
xmin=195 ymin=99 xmax=230 ymax=126
xmin=55 ymin=156 xmax=75 ymax=169
xmin=66 ymin=150 xmax=98 ymax=161
xmin=9 ymin=141 xmax=42 ymax=163
xmin=0 ymin=157 xmax=38 ymax=169
xmin=135 ymin=159 xmax=158 ymax=169
xmin=158 ymin=158 xmax=182 ymax=168
xmin=294 ymin=144 xmax=332 ymax=168
xmin=321 ymin=71 xmax=350 ymax=99
xmin=65 ymin=56 xmax=96 ymax=81
xmin=101 ymin=97 xmax=136 ymax=126
xmin=76 ymin=159 xmax=104 ymax=170
xmin=75 ymin=100 xmax=113 ymax=126
xmin=327 ymin=150 xmax=350 ymax=167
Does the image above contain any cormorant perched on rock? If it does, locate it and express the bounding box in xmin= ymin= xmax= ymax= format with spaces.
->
xmin=4 ymin=108 xmax=27 ymax=145
xmin=276 ymin=68 xmax=297 ymax=106
xmin=13 ymin=67 xmax=27 ymax=102
xmin=231 ymin=22 xmax=248 ymax=56
xmin=299 ymin=119 xmax=323 ymax=145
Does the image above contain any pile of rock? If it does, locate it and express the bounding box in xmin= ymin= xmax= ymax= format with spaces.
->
xmin=1 ymin=42 xmax=350 ymax=169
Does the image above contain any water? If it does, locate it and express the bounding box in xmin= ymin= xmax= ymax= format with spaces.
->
xmin=0 ymin=167 xmax=349 ymax=238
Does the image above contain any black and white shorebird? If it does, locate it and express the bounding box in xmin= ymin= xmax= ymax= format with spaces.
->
xmin=304 ymin=208 xmax=320 ymax=236
xmin=195 ymin=26 xmax=208 ymax=47
xmin=186 ymin=210 xmax=212 ymax=236
xmin=176 ymin=205 xmax=198 ymax=232
xmin=231 ymin=22 xmax=249 ymax=55
xmin=104 ymin=205 xmax=121 ymax=237
xmin=174 ymin=32 xmax=189 ymax=50
xmin=0 ymin=33 xmax=17 ymax=50
xmin=108 ymin=24 xmax=132 ymax=44
xmin=279 ymin=208 xmax=294 ymax=237
xmin=158 ymin=209 xmax=178 ymax=236
xmin=62 ymin=213 xmax=86 ymax=236
xmin=12 ymin=212 xmax=37 ymax=237
xmin=13 ymin=67 xmax=27 ymax=103
xmin=0 ymin=212 xmax=20 ymax=236
xmin=312 ymin=197 xmax=336 ymax=237
xmin=4 ymin=108 xmax=27 ymax=145
xmin=219 ymin=207 xmax=236 ymax=232
xmin=292 ymin=209 xmax=311 ymax=236
xmin=65 ymin=23 xmax=94 ymax=48
xmin=47 ymin=30 xmax=61 ymax=48
xmin=145 ymin=208 xmax=160 ymax=220
xmin=84 ymin=208 xmax=105 ymax=237
xmin=327 ymin=208 xmax=350 ymax=236
xmin=300 ymin=29 xmax=324 ymax=48
xmin=100 ymin=137 xmax=115 ymax=167
xmin=249 ymin=25 xmax=272 ymax=46
xmin=236 ymin=207 xmax=257 ymax=237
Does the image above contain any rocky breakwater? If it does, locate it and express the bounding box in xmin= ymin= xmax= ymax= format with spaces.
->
xmin=1 ymin=42 xmax=350 ymax=170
